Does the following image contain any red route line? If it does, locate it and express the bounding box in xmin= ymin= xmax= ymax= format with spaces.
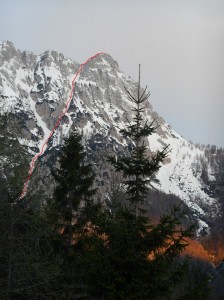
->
xmin=20 ymin=52 xmax=104 ymax=198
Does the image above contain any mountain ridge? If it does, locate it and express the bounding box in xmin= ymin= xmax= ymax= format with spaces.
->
xmin=0 ymin=40 xmax=223 ymax=234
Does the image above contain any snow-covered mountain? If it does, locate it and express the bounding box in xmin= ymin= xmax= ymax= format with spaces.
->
xmin=0 ymin=41 xmax=222 ymax=232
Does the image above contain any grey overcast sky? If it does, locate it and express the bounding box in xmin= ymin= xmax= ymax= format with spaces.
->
xmin=0 ymin=0 xmax=224 ymax=147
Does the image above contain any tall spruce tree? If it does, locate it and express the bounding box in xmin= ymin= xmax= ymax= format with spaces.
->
xmin=106 ymin=65 xmax=168 ymax=216
xmin=51 ymin=128 xmax=97 ymax=298
xmin=94 ymin=66 xmax=208 ymax=299
xmin=52 ymin=128 xmax=96 ymax=247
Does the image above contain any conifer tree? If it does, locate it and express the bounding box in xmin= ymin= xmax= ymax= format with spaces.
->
xmin=52 ymin=128 xmax=96 ymax=247
xmin=51 ymin=128 xmax=97 ymax=297
xmin=106 ymin=65 xmax=168 ymax=215
xmin=96 ymin=66 xmax=208 ymax=299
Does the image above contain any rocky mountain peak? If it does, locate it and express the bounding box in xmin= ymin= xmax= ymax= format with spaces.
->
xmin=0 ymin=41 xmax=19 ymax=66
xmin=1 ymin=40 xmax=15 ymax=47
xmin=95 ymin=53 xmax=119 ymax=69
xmin=0 ymin=42 xmax=223 ymax=235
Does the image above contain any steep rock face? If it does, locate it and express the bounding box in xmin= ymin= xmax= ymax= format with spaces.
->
xmin=0 ymin=41 xmax=222 ymax=232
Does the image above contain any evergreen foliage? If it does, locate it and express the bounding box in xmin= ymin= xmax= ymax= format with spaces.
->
xmin=50 ymin=128 xmax=97 ymax=298
xmin=106 ymin=66 xmax=168 ymax=214
xmin=52 ymin=128 xmax=96 ymax=246
xmin=73 ymin=204 xmax=196 ymax=300
xmin=0 ymin=142 xmax=62 ymax=299
xmin=0 ymin=190 xmax=62 ymax=299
